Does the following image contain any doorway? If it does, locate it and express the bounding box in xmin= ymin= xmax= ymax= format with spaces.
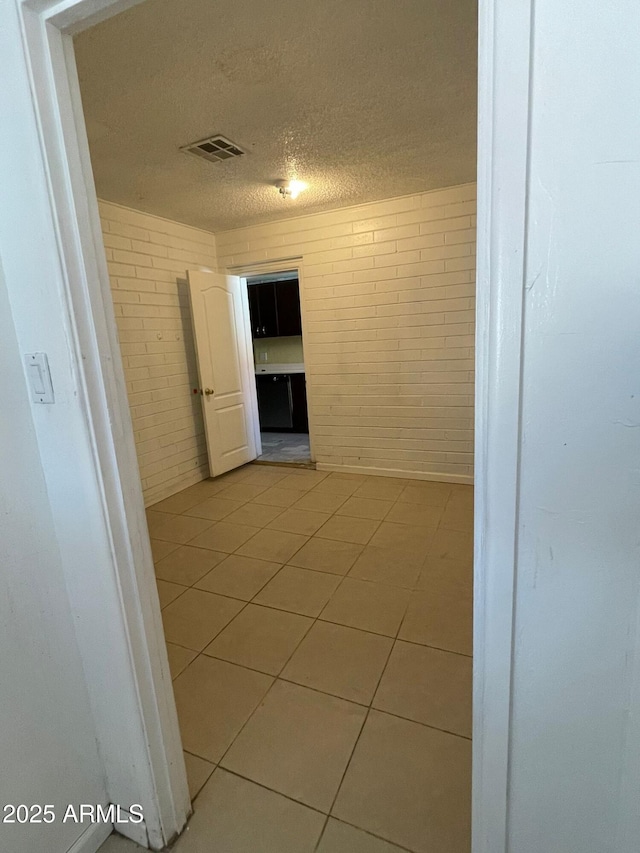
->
xmin=245 ymin=271 xmax=312 ymax=466
xmin=7 ymin=1 xmax=482 ymax=852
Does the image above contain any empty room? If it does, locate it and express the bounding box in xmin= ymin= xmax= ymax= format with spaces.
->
xmin=7 ymin=0 xmax=640 ymax=852
xmin=75 ymin=0 xmax=475 ymax=850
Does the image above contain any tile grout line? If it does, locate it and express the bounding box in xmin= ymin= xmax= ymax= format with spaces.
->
xmin=194 ymin=762 xmax=423 ymax=853
xmin=315 ymin=707 xmax=370 ymax=850
xmin=313 ymin=596 xmax=401 ymax=851
xmin=193 ymin=487 xmax=345 ymax=779
xmin=317 ymin=814 xmax=419 ymax=853
xmin=160 ymin=467 xmax=472 ymax=655
xmin=317 ymin=677 xmax=385 ymax=842
xmin=153 ymin=464 xmax=473 ymax=847
xmin=167 ymin=614 xmax=473 ymax=661
xmin=313 ymin=815 xmax=332 ymax=851
xmin=169 ymin=473 xmax=444 ymax=816
xmin=174 ymin=640 xmax=473 ymax=742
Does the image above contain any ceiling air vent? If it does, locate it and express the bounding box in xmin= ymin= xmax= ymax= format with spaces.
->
xmin=181 ymin=134 xmax=246 ymax=164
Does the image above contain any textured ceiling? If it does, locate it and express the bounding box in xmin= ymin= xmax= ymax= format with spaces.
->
xmin=74 ymin=0 xmax=477 ymax=232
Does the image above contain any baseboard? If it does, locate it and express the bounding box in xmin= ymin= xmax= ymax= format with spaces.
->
xmin=114 ymin=810 xmax=149 ymax=847
xmin=144 ymin=467 xmax=209 ymax=508
xmin=65 ymin=822 xmax=112 ymax=853
xmin=315 ymin=462 xmax=474 ymax=485
xmin=64 ymin=809 xmax=150 ymax=852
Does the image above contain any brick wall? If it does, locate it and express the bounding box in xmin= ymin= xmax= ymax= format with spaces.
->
xmin=101 ymin=183 xmax=476 ymax=501
xmin=99 ymin=200 xmax=216 ymax=505
xmin=217 ymin=184 xmax=476 ymax=482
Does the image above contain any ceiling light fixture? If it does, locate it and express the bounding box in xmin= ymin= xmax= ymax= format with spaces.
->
xmin=275 ymin=179 xmax=307 ymax=200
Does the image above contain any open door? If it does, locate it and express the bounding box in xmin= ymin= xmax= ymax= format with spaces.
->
xmin=187 ymin=270 xmax=258 ymax=476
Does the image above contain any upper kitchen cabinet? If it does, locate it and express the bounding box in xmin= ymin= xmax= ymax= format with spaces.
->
xmin=248 ymin=279 xmax=302 ymax=338
xmin=248 ymin=281 xmax=278 ymax=338
xmin=275 ymin=280 xmax=302 ymax=336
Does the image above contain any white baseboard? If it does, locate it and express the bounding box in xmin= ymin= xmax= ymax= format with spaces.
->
xmin=315 ymin=462 xmax=474 ymax=485
xmin=66 ymin=822 xmax=112 ymax=853
xmin=64 ymin=811 xmax=150 ymax=852
xmin=114 ymin=810 xmax=149 ymax=848
xmin=143 ymin=467 xmax=209 ymax=508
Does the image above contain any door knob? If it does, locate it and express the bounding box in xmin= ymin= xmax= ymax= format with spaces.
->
xmin=204 ymin=388 xmax=214 ymax=395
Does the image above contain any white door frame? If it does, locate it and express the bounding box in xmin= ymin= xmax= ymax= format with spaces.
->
xmin=473 ymin=1 xmax=532 ymax=850
xmin=239 ymin=272 xmax=263 ymax=460
xmin=11 ymin=0 xmax=190 ymax=849
xmin=7 ymin=0 xmax=531 ymax=849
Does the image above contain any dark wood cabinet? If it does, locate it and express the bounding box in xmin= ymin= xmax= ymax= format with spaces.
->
xmin=248 ymin=279 xmax=302 ymax=338
xmin=249 ymin=283 xmax=263 ymax=336
xmin=290 ymin=373 xmax=308 ymax=432
xmin=248 ymin=281 xmax=278 ymax=337
xmin=275 ymin=280 xmax=302 ymax=336
xmin=248 ymin=286 xmax=261 ymax=337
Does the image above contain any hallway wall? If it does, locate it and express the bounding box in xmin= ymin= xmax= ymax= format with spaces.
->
xmin=500 ymin=2 xmax=640 ymax=850
xmin=217 ymin=184 xmax=476 ymax=482
xmin=100 ymin=201 xmax=217 ymax=504
xmin=0 ymin=260 xmax=108 ymax=853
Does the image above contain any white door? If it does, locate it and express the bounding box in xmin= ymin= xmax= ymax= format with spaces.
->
xmin=187 ymin=270 xmax=258 ymax=476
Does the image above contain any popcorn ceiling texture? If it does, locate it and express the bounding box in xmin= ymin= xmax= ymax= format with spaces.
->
xmin=75 ymin=0 xmax=477 ymax=232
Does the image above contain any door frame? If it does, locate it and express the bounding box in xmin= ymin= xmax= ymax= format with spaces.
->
xmin=240 ymin=273 xmax=264 ymax=460
xmin=473 ymin=1 xmax=532 ymax=850
xmin=233 ymin=260 xmax=316 ymax=465
xmin=10 ymin=0 xmax=190 ymax=848
xmin=6 ymin=0 xmax=531 ymax=850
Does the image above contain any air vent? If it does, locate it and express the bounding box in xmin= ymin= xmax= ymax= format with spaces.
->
xmin=181 ymin=134 xmax=246 ymax=164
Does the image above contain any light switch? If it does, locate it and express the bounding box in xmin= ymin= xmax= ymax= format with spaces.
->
xmin=24 ymin=352 xmax=54 ymax=403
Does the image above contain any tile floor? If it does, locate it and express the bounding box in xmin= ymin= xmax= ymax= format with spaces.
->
xmin=258 ymin=431 xmax=312 ymax=464
xmin=100 ymin=463 xmax=473 ymax=853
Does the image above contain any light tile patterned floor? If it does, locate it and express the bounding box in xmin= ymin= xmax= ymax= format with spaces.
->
xmin=100 ymin=463 xmax=473 ymax=853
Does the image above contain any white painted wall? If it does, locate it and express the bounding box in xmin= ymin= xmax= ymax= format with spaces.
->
xmin=502 ymin=2 xmax=640 ymax=850
xmin=1 ymin=1 xmax=189 ymax=848
xmin=99 ymin=201 xmax=216 ymax=505
xmin=0 ymin=261 xmax=108 ymax=853
xmin=217 ymin=185 xmax=477 ymax=482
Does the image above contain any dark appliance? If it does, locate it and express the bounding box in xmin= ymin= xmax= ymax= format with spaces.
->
xmin=256 ymin=373 xmax=308 ymax=433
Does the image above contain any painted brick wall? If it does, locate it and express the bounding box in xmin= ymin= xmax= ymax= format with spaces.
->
xmin=217 ymin=183 xmax=476 ymax=482
xmin=99 ymin=200 xmax=216 ymax=505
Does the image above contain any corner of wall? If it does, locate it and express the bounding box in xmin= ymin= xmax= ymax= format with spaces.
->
xmin=99 ymin=200 xmax=218 ymax=504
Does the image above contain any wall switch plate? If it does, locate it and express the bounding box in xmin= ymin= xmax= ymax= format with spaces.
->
xmin=24 ymin=352 xmax=54 ymax=403
xmin=259 ymin=351 xmax=268 ymax=362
